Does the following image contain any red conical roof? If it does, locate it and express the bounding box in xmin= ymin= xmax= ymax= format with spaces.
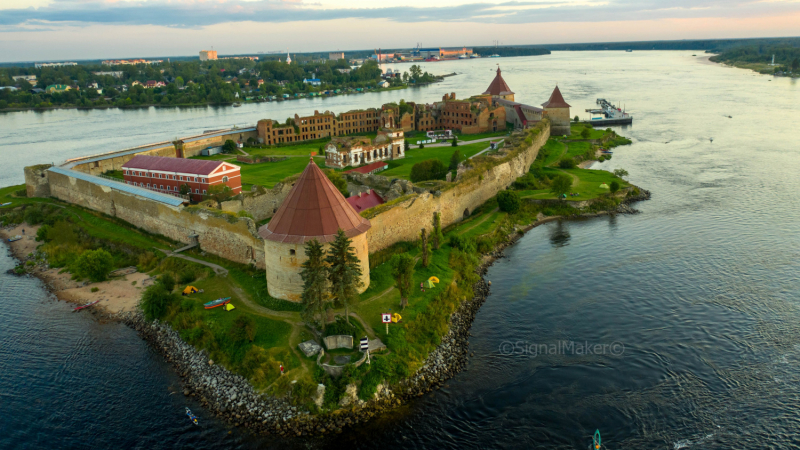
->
xmin=258 ymin=159 xmax=370 ymax=244
xmin=483 ymin=67 xmax=514 ymax=96
xmin=541 ymin=86 xmax=571 ymax=108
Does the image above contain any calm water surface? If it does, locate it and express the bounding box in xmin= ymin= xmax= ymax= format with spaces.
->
xmin=2 ymin=52 xmax=799 ymax=449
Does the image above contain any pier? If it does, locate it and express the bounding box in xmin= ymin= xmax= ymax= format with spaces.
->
xmin=584 ymin=98 xmax=633 ymax=126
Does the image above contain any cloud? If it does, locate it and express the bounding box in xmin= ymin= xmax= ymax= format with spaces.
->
xmin=0 ymin=0 xmax=798 ymax=28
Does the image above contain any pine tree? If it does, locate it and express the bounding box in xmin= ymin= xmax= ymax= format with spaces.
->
xmin=431 ymin=212 xmax=444 ymax=250
xmin=391 ymin=253 xmax=415 ymax=309
xmin=300 ymin=239 xmax=328 ymax=332
xmin=420 ymin=228 xmax=430 ymax=268
xmin=326 ymin=229 xmax=363 ymax=326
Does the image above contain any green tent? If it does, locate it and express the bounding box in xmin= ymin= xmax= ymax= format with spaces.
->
xmin=424 ymin=279 xmax=436 ymax=289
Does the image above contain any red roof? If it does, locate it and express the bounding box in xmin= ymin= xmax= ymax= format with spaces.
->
xmin=483 ymin=67 xmax=514 ymax=96
xmin=541 ymin=86 xmax=571 ymax=108
xmin=258 ymin=159 xmax=371 ymax=244
xmin=122 ymin=155 xmax=236 ymax=175
xmin=344 ymin=161 xmax=388 ymax=174
xmin=346 ymin=190 xmax=384 ymax=212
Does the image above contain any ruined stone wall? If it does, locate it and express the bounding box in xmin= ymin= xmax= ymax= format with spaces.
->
xmin=365 ymin=121 xmax=550 ymax=252
xmin=219 ymin=182 xmax=294 ymax=222
xmin=181 ymin=130 xmax=258 ymax=157
xmin=70 ymin=144 xmax=176 ymax=176
xmin=24 ymin=164 xmax=53 ymax=198
xmin=44 ymin=169 xmax=265 ymax=268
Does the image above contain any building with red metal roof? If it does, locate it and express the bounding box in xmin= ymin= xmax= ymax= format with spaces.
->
xmin=346 ymin=189 xmax=385 ymax=212
xmin=343 ymin=161 xmax=389 ymax=175
xmin=122 ymin=155 xmax=241 ymax=201
xmin=258 ymin=159 xmax=371 ymax=301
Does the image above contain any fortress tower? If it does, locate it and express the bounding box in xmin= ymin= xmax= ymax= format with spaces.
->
xmin=542 ymin=86 xmax=572 ymax=136
xmin=258 ymin=159 xmax=371 ymax=301
xmin=483 ymin=66 xmax=515 ymax=102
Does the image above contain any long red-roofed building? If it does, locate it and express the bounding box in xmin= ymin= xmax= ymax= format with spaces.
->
xmin=122 ymin=155 xmax=241 ymax=201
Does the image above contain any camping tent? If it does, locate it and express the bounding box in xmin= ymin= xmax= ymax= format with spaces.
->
xmin=424 ymin=279 xmax=436 ymax=289
xmin=599 ymin=183 xmax=610 ymax=189
xmin=182 ymin=286 xmax=199 ymax=295
xmin=224 ymin=303 xmax=236 ymax=311
xmin=428 ymin=276 xmax=440 ymax=283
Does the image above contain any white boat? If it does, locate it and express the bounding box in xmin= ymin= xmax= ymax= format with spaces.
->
xmin=458 ymin=54 xmax=468 ymax=59
xmin=489 ymin=54 xmax=500 ymax=58
xmin=470 ymin=54 xmax=479 ymax=58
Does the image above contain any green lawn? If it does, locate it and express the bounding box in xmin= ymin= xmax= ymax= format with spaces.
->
xmin=189 ymin=153 xmax=239 ymax=161
xmin=103 ymin=170 xmax=124 ymax=180
xmin=239 ymin=156 xmax=323 ymax=188
xmin=541 ymin=139 xmax=566 ymax=166
xmin=563 ymin=141 xmax=593 ymax=160
xmin=564 ymin=123 xmax=606 ymax=140
xmin=518 ymin=167 xmax=628 ymax=200
xmin=380 ymin=141 xmax=493 ymax=180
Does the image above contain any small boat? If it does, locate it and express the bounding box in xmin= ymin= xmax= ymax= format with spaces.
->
xmin=233 ymin=102 xmax=242 ymax=107
xmin=0 ymin=202 xmax=11 ymax=207
xmin=601 ymin=150 xmax=613 ymax=154
xmin=204 ymin=297 xmax=231 ymax=309
xmin=73 ymin=300 xmax=100 ymax=311
xmin=186 ymin=407 xmax=198 ymax=425
xmin=7 ymin=235 xmax=22 ymax=242
xmin=489 ymin=54 xmax=500 ymax=58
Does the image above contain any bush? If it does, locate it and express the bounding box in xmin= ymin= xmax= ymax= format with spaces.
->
xmin=580 ymin=127 xmax=591 ymax=139
xmin=23 ymin=207 xmax=44 ymax=225
xmin=141 ymin=285 xmax=178 ymax=321
xmin=419 ymin=143 xmax=424 ymax=149
xmin=558 ymin=158 xmax=576 ymax=169
xmin=609 ymin=181 xmax=620 ymax=193
xmin=409 ymin=159 xmax=447 ymax=183
xmin=157 ymin=273 xmax=176 ymax=292
xmin=325 ymin=315 xmax=360 ymax=339
xmin=74 ymin=248 xmax=114 ymax=282
xmin=179 ymin=270 xmax=196 ymax=284
xmin=222 ymin=139 xmax=237 ymax=153
xmin=497 ymin=190 xmax=521 ymax=213
xmin=229 ymin=315 xmax=257 ymax=343
xmin=451 ymin=139 xmax=458 ymax=147
xmin=237 ymin=210 xmax=254 ymax=219
xmin=137 ymin=251 xmax=159 ymax=272
xmin=448 ymin=234 xmax=476 ymax=253
xmin=90 ymin=287 xmax=99 ymax=293
xmin=36 ymin=225 xmax=50 ymax=242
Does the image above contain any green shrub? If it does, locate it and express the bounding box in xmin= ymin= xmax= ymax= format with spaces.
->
xmin=558 ymin=158 xmax=576 ymax=169
xmin=580 ymin=127 xmax=591 ymax=139
xmin=178 ymin=270 xmax=196 ymax=284
xmin=410 ymin=159 xmax=447 ymax=182
xmin=36 ymin=225 xmax=50 ymax=242
xmin=137 ymin=251 xmax=159 ymax=272
xmin=157 ymin=273 xmax=176 ymax=292
xmin=609 ymin=181 xmax=620 ymax=193
xmin=325 ymin=315 xmax=361 ymax=339
xmin=449 ymin=235 xmax=476 ymax=253
xmin=23 ymin=207 xmax=44 ymax=225
xmin=141 ymin=285 xmax=178 ymax=321
xmin=90 ymin=287 xmax=99 ymax=293
xmin=496 ymin=190 xmax=521 ymax=213
xmin=236 ymin=210 xmax=254 ymax=219
xmin=74 ymin=249 xmax=114 ymax=282
xmin=229 ymin=315 xmax=257 ymax=343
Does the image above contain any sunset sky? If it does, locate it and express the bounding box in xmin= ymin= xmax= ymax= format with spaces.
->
xmin=1 ymin=0 xmax=799 ymax=62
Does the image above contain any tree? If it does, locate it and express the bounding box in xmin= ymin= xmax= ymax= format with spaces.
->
xmin=613 ymin=168 xmax=629 ymax=179
xmin=497 ymin=190 xmax=521 ymax=213
xmin=550 ymin=174 xmax=572 ymax=198
xmin=74 ymin=248 xmax=114 ymax=282
xmin=559 ymin=157 xmax=576 ymax=169
xmin=420 ymin=228 xmax=430 ymax=268
xmin=229 ymin=315 xmax=257 ymax=343
xmin=404 ymin=140 xmax=409 ymax=152
xmin=574 ymin=115 xmax=579 ymax=123
xmin=179 ymin=183 xmax=191 ymax=196
xmin=792 ymin=58 xmax=799 ymax=72
xmin=141 ymin=284 xmax=177 ymax=321
xmin=222 ymin=139 xmax=237 ymax=154
xmin=175 ymin=76 xmax=184 ymax=88
xmin=451 ymin=138 xmax=458 ymax=147
xmin=326 ymin=229 xmax=363 ymax=326
xmin=157 ymin=273 xmax=176 ymax=292
xmin=580 ymin=127 xmax=591 ymax=139
xmin=300 ymin=239 xmax=328 ymax=332
xmin=609 ymin=180 xmax=620 ymax=193
xmin=205 ymin=184 xmax=233 ymax=205
xmin=409 ymin=65 xmax=423 ymax=82
xmin=324 ymin=169 xmax=349 ymax=198
xmin=449 ymin=150 xmax=461 ymax=171
xmin=410 ymin=159 xmax=447 ymax=183
xmin=390 ymin=253 xmax=415 ymax=309
xmin=431 ymin=212 xmax=444 ymax=250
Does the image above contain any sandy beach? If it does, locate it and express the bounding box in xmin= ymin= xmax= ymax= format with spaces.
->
xmin=1 ymin=223 xmax=150 ymax=314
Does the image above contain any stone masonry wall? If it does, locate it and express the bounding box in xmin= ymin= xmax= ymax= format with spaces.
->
xmin=45 ymin=170 xmax=266 ymax=269
xmin=24 ymin=164 xmax=53 ymax=198
xmin=220 ymin=182 xmax=294 ymax=222
xmin=70 ymin=144 xmax=177 ymax=176
xmin=365 ymin=122 xmax=550 ymax=252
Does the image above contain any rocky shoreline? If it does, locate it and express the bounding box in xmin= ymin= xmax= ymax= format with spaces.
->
xmin=1 ymin=187 xmax=651 ymax=438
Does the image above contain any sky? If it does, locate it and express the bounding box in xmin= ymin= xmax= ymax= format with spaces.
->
xmin=1 ymin=0 xmax=800 ymax=62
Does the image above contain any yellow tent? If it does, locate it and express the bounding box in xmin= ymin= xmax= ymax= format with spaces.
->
xmin=391 ymin=313 xmax=402 ymax=323
xmin=224 ymin=303 xmax=236 ymax=311
xmin=182 ymin=286 xmax=199 ymax=295
xmin=428 ymin=276 xmax=440 ymax=283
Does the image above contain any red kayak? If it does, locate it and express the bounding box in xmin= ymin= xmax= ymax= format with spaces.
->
xmin=73 ymin=300 xmax=101 ymax=311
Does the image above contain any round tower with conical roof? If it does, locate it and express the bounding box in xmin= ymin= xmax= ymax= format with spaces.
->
xmin=258 ymin=159 xmax=371 ymax=301
xmin=541 ymin=86 xmax=572 ymax=136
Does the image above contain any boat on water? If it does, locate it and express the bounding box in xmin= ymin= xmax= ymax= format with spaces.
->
xmin=7 ymin=235 xmax=22 ymax=242
xmin=470 ymin=54 xmax=480 ymax=58
xmin=204 ymin=297 xmax=232 ymax=309
xmin=488 ymin=54 xmax=500 ymax=58
xmin=458 ymin=54 xmax=468 ymax=59
xmin=233 ymin=102 xmax=242 ymax=107
xmin=73 ymin=300 xmax=100 ymax=311
xmin=186 ymin=407 xmax=198 ymax=425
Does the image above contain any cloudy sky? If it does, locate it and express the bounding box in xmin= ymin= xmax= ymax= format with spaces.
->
xmin=1 ymin=0 xmax=799 ymax=62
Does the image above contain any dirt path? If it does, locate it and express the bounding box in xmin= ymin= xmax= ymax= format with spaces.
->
xmin=468 ymin=139 xmax=505 ymax=159
xmin=349 ymin=312 xmax=377 ymax=339
xmin=548 ymin=140 xmax=569 ymax=167
xmin=424 ymin=135 xmax=508 ymax=148
xmin=458 ymin=207 xmax=500 ymax=235
xmin=156 ymin=249 xmax=228 ymax=276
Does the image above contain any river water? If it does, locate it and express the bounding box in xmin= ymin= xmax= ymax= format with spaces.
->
xmin=2 ymin=51 xmax=799 ymax=449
